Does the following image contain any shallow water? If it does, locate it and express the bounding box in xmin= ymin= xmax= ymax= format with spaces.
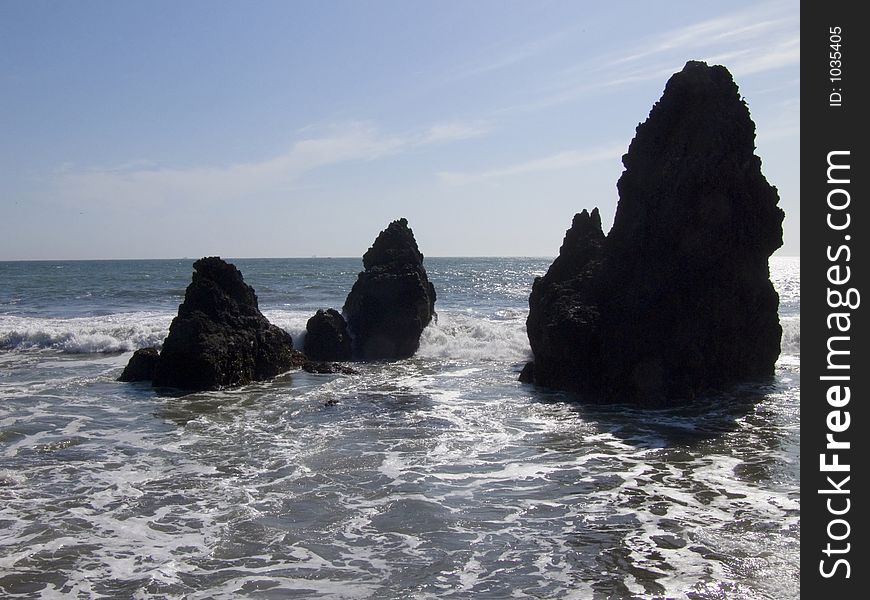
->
xmin=0 ymin=257 xmax=799 ymax=599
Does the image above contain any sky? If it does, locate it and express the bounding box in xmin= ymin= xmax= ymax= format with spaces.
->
xmin=0 ymin=0 xmax=800 ymax=260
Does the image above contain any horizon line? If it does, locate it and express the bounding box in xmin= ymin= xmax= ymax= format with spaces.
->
xmin=0 ymin=253 xmax=802 ymax=263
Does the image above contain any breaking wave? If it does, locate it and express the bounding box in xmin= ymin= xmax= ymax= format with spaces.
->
xmin=418 ymin=310 xmax=531 ymax=362
xmin=780 ymin=316 xmax=800 ymax=355
xmin=0 ymin=313 xmax=172 ymax=354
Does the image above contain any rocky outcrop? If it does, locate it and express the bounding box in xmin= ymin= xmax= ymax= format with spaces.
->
xmin=303 ymin=308 xmax=352 ymax=361
xmin=522 ymin=61 xmax=784 ymax=404
xmin=343 ymin=218 xmax=436 ymax=360
xmin=118 ymin=346 xmax=160 ymax=382
xmin=142 ymin=257 xmax=298 ymax=390
xmin=523 ymin=209 xmax=607 ymax=394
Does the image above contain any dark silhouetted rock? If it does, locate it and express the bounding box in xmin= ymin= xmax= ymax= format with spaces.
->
xmin=149 ymin=257 xmax=297 ymax=390
xmin=343 ymin=218 xmax=436 ymax=360
xmin=523 ymin=61 xmax=784 ymax=404
xmin=518 ymin=361 xmax=535 ymax=384
xmin=118 ymin=346 xmax=160 ymax=382
xmin=524 ymin=209 xmax=606 ymax=392
xmin=303 ymin=308 xmax=352 ymax=361
xmin=302 ymin=361 xmax=359 ymax=375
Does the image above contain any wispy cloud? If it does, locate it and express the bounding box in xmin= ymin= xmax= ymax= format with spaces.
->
xmin=439 ymin=142 xmax=625 ymax=186
xmin=421 ymin=121 xmax=491 ymax=144
xmin=54 ymin=120 xmax=490 ymax=210
xmin=445 ymin=24 xmax=582 ymax=82
xmin=498 ymin=1 xmax=799 ymax=113
xmin=705 ymin=35 xmax=799 ymax=77
xmin=607 ymin=16 xmax=795 ymax=68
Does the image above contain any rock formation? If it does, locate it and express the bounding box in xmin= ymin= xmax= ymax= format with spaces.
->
xmin=135 ymin=257 xmax=298 ymax=390
xmin=523 ymin=208 xmax=607 ymax=394
xmin=343 ymin=218 xmax=436 ymax=360
xmin=118 ymin=346 xmax=160 ymax=382
xmin=522 ymin=61 xmax=784 ymax=404
xmin=303 ymin=308 xmax=353 ymax=361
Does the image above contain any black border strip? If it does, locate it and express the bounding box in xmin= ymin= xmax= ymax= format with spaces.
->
xmin=802 ymin=2 xmax=867 ymax=595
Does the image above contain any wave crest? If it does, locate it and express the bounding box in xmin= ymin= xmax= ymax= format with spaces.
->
xmin=780 ymin=316 xmax=799 ymax=355
xmin=0 ymin=313 xmax=172 ymax=354
xmin=418 ymin=311 xmax=531 ymax=362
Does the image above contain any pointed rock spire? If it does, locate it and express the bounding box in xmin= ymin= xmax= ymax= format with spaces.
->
xmin=523 ymin=61 xmax=784 ymax=403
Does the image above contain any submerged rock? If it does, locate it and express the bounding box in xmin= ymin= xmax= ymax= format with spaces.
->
xmin=343 ymin=218 xmax=436 ymax=360
xmin=303 ymin=308 xmax=352 ymax=361
xmin=146 ymin=257 xmax=297 ymax=390
xmin=523 ymin=61 xmax=784 ymax=404
xmin=118 ymin=346 xmax=160 ymax=382
xmin=302 ymin=361 xmax=359 ymax=375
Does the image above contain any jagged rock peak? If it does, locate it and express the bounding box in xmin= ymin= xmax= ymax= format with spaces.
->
xmin=522 ymin=61 xmax=783 ymax=404
xmin=344 ymin=218 xmax=437 ymax=360
xmin=542 ymin=208 xmax=606 ymax=284
xmin=611 ymin=60 xmax=782 ymax=260
xmin=178 ymin=256 xmax=260 ymax=321
xmin=146 ymin=257 xmax=297 ymax=391
xmin=362 ymin=218 xmax=425 ymax=270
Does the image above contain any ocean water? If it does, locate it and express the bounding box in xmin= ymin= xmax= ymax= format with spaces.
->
xmin=0 ymin=257 xmax=799 ymax=599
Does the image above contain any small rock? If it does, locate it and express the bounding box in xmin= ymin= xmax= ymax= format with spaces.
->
xmin=118 ymin=347 xmax=160 ymax=382
xmin=302 ymin=361 xmax=359 ymax=375
xmin=303 ymin=308 xmax=352 ymax=361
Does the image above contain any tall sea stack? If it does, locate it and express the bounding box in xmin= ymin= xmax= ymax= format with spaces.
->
xmin=522 ymin=61 xmax=784 ymax=404
xmin=150 ymin=257 xmax=297 ymax=390
xmin=343 ymin=218 xmax=436 ymax=360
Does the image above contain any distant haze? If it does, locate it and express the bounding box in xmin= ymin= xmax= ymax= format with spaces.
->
xmin=0 ymin=0 xmax=799 ymax=260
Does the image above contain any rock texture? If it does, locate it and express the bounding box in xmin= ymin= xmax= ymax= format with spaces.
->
xmin=522 ymin=61 xmax=784 ymax=404
xmin=302 ymin=361 xmax=359 ymax=375
xmin=523 ymin=209 xmax=607 ymax=394
xmin=145 ymin=257 xmax=297 ymax=390
xmin=118 ymin=347 xmax=160 ymax=382
xmin=303 ymin=308 xmax=352 ymax=361
xmin=343 ymin=218 xmax=436 ymax=360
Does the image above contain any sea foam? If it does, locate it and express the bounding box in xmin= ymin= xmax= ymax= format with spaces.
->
xmin=780 ymin=316 xmax=800 ymax=355
xmin=0 ymin=308 xmax=796 ymax=364
xmin=417 ymin=310 xmax=531 ymax=362
xmin=0 ymin=313 xmax=172 ymax=354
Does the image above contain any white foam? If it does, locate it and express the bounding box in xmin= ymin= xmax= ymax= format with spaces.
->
xmin=417 ymin=310 xmax=531 ymax=362
xmin=780 ymin=315 xmax=799 ymax=355
xmin=0 ymin=312 xmax=172 ymax=354
xmin=261 ymin=309 xmax=314 ymax=347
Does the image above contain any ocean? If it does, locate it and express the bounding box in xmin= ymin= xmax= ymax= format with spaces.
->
xmin=0 ymin=256 xmax=800 ymax=599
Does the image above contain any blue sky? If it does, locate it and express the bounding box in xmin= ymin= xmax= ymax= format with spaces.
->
xmin=0 ymin=0 xmax=799 ymax=260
